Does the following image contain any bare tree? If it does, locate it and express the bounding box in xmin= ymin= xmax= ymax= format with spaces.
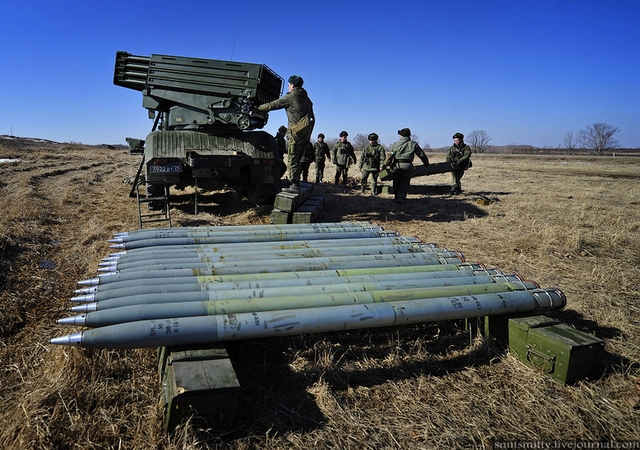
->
xmin=352 ymin=133 xmax=368 ymax=153
xmin=325 ymin=138 xmax=339 ymax=151
xmin=411 ymin=133 xmax=420 ymax=145
xmin=466 ymin=130 xmax=492 ymax=153
xmin=577 ymin=123 xmax=620 ymax=156
xmin=563 ymin=131 xmax=578 ymax=153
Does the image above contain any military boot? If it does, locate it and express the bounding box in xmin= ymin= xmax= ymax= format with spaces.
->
xmin=284 ymin=182 xmax=300 ymax=194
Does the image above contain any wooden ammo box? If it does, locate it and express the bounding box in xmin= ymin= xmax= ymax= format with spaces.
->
xmin=159 ymin=344 xmax=240 ymax=432
xmin=508 ymin=315 xmax=605 ymax=384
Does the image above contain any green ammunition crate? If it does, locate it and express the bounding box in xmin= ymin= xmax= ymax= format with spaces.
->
xmin=269 ymin=208 xmax=291 ymax=224
xmin=292 ymin=195 xmax=324 ymax=224
xmin=273 ymin=182 xmax=313 ymax=212
xmin=470 ymin=313 xmax=560 ymax=343
xmin=159 ymin=344 xmax=240 ymax=432
xmin=508 ymin=315 xmax=605 ymax=384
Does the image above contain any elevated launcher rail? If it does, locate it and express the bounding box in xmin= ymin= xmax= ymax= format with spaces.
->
xmin=113 ymin=51 xmax=283 ymax=131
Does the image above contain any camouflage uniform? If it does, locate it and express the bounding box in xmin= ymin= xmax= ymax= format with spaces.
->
xmin=274 ymin=126 xmax=287 ymax=157
xmin=274 ymin=126 xmax=287 ymax=179
xmin=258 ymin=76 xmax=314 ymax=189
xmin=389 ymin=129 xmax=429 ymax=204
xmin=445 ymin=132 xmax=472 ymax=194
xmin=358 ymin=135 xmax=386 ymax=195
xmin=331 ymin=134 xmax=357 ymax=185
xmin=300 ymin=141 xmax=315 ymax=182
xmin=313 ymin=135 xmax=331 ymax=183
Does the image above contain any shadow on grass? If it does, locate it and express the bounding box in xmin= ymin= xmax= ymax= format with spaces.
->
xmin=204 ymin=322 xmax=490 ymax=441
xmin=200 ymin=307 xmax=627 ymax=443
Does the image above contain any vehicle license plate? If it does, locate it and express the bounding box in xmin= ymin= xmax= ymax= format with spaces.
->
xmin=149 ymin=165 xmax=182 ymax=174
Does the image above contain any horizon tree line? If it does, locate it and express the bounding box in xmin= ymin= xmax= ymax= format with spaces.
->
xmin=299 ymin=122 xmax=623 ymax=155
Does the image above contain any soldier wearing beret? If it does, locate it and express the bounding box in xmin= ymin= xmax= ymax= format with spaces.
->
xmin=313 ymin=133 xmax=331 ymax=183
xmin=388 ymin=128 xmax=429 ymax=204
xmin=258 ymin=75 xmax=315 ymax=193
xmin=446 ymin=132 xmax=472 ymax=194
xmin=331 ymin=131 xmax=357 ymax=186
xmin=358 ymin=133 xmax=386 ymax=195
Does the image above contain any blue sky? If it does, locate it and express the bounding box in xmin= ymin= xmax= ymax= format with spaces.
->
xmin=1 ymin=0 xmax=638 ymax=149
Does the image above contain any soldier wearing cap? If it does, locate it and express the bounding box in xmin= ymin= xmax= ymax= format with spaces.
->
xmin=313 ymin=133 xmax=331 ymax=183
xmin=258 ymin=75 xmax=315 ymax=193
xmin=388 ymin=128 xmax=429 ymax=204
xmin=446 ymin=132 xmax=472 ymax=194
xmin=358 ymin=132 xmax=386 ymax=195
xmin=331 ymin=131 xmax=357 ymax=186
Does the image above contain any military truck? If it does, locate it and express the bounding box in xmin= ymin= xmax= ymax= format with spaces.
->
xmin=113 ymin=51 xmax=285 ymax=206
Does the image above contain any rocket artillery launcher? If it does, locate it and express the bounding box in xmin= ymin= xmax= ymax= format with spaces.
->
xmin=114 ymin=51 xmax=285 ymax=204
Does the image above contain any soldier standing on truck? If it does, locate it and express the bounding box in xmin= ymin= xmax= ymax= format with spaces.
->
xmin=387 ymin=128 xmax=429 ymax=204
xmin=359 ymin=133 xmax=386 ymax=195
xmin=313 ymin=133 xmax=331 ymax=183
xmin=446 ymin=132 xmax=472 ymax=195
xmin=258 ymin=75 xmax=315 ymax=193
xmin=331 ymin=131 xmax=357 ymax=186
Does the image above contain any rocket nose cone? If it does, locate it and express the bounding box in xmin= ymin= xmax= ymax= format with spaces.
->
xmin=50 ymin=332 xmax=83 ymax=346
xmin=71 ymin=303 xmax=97 ymax=313
xmin=57 ymin=315 xmax=87 ymax=326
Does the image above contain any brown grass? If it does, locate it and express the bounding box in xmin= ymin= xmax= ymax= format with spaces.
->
xmin=1 ymin=139 xmax=639 ymax=449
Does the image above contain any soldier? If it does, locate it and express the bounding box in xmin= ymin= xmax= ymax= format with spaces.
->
xmin=274 ymin=126 xmax=287 ymax=156
xmin=331 ymin=131 xmax=357 ymax=186
xmin=274 ymin=125 xmax=287 ymax=179
xmin=258 ymin=75 xmax=315 ymax=193
xmin=446 ymin=132 xmax=472 ymax=194
xmin=300 ymin=141 xmax=315 ymax=182
xmin=313 ymin=133 xmax=331 ymax=183
xmin=387 ymin=128 xmax=429 ymax=204
xmin=358 ymin=133 xmax=386 ymax=195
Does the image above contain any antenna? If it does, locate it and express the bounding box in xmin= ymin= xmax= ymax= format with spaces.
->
xmin=230 ymin=37 xmax=236 ymax=61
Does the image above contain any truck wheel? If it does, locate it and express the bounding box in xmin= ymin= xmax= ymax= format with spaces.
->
xmin=246 ymin=183 xmax=276 ymax=205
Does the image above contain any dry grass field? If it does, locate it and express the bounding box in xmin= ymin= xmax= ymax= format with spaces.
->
xmin=1 ymin=137 xmax=639 ymax=449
